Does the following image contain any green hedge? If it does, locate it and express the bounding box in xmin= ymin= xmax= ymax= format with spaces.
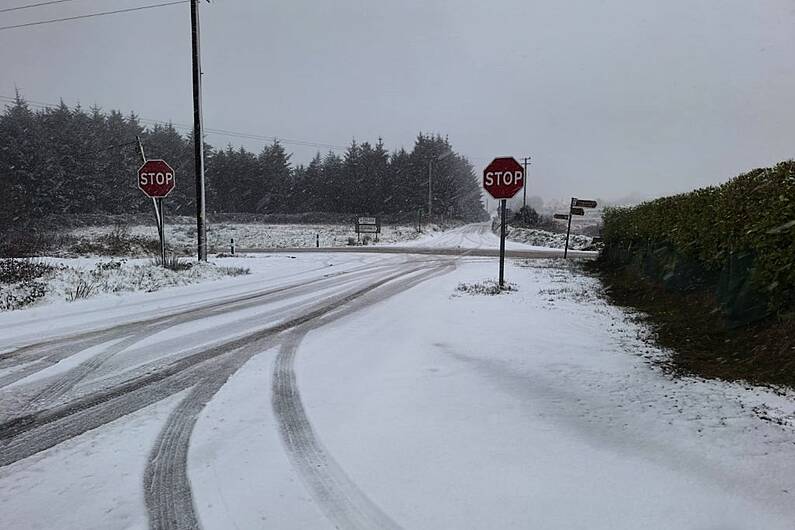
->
xmin=602 ymin=161 xmax=795 ymax=313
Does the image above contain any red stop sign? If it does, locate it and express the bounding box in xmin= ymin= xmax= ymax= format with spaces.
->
xmin=138 ymin=160 xmax=175 ymax=198
xmin=483 ymin=157 xmax=524 ymax=199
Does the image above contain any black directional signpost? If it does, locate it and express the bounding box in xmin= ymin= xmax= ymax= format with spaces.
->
xmin=573 ymin=199 xmax=598 ymax=209
xmin=355 ymin=216 xmax=381 ymax=243
xmin=564 ymin=197 xmax=597 ymax=258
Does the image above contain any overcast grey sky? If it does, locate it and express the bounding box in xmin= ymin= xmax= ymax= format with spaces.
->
xmin=2 ymin=0 xmax=794 ymax=202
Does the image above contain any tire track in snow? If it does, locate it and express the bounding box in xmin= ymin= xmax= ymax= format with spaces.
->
xmin=144 ymin=339 xmax=277 ymax=530
xmin=0 ymin=262 xmax=397 ymax=402
xmin=0 ymin=258 xmax=400 ymax=364
xmin=272 ymin=263 xmax=454 ymax=530
xmin=0 ymin=261 xmax=445 ymax=469
xmin=145 ymin=261 xmax=453 ymax=530
xmin=274 ymin=331 xmax=402 ymax=530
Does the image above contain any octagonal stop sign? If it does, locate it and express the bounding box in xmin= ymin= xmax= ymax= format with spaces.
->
xmin=138 ymin=159 xmax=175 ymax=198
xmin=483 ymin=157 xmax=524 ymax=200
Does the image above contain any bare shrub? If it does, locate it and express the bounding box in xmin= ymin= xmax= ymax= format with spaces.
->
xmin=66 ymin=279 xmax=96 ymax=301
xmin=151 ymin=254 xmax=193 ymax=271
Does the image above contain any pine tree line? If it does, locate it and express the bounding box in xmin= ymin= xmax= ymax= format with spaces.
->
xmin=0 ymin=95 xmax=487 ymax=229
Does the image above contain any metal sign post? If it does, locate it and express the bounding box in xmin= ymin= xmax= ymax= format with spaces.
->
xmin=564 ymin=198 xmax=575 ymax=259
xmin=483 ymin=157 xmax=525 ymax=289
xmin=499 ymin=199 xmax=507 ymax=287
xmin=136 ymin=139 xmax=175 ymax=268
xmin=156 ymin=198 xmax=166 ymax=266
xmin=563 ymin=197 xmax=597 ymax=258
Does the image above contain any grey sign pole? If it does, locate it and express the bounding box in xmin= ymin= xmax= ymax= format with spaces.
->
xmin=136 ymin=136 xmax=167 ymax=268
xmin=157 ymin=198 xmax=166 ymax=266
xmin=499 ymin=199 xmax=507 ymax=288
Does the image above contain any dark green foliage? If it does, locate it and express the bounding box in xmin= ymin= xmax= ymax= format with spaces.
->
xmin=601 ymin=161 xmax=795 ymax=315
xmin=0 ymin=95 xmax=488 ymax=233
xmin=0 ymin=258 xmax=57 ymax=310
xmin=0 ymin=259 xmax=56 ymax=284
xmin=512 ymin=206 xmax=541 ymax=227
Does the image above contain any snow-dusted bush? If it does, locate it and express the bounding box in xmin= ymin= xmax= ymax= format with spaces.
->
xmin=455 ymin=279 xmax=518 ymax=296
xmin=0 ymin=259 xmax=62 ymax=310
xmin=0 ymin=259 xmax=250 ymax=311
xmin=0 ymin=259 xmax=57 ymax=284
xmin=505 ymin=226 xmax=592 ymax=250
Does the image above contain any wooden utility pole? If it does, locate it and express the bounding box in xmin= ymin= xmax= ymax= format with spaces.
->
xmin=428 ymin=159 xmax=433 ymax=226
xmin=190 ymin=0 xmax=207 ymax=261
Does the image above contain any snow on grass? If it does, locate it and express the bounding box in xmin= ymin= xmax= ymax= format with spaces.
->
xmin=65 ymin=222 xmax=424 ymax=255
xmin=0 ymin=257 xmax=249 ymax=311
xmin=0 ymin=259 xmax=60 ymax=310
xmin=505 ymin=226 xmax=593 ymax=249
xmin=454 ymin=279 xmax=518 ymax=295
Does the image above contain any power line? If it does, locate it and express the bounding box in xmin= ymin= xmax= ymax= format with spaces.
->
xmin=0 ymin=0 xmax=80 ymax=14
xmin=77 ymin=139 xmax=139 ymax=158
xmin=0 ymin=0 xmax=188 ymax=31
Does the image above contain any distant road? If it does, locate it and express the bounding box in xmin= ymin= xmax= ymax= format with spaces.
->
xmin=243 ymin=246 xmax=597 ymax=259
xmin=244 ymin=221 xmax=597 ymax=259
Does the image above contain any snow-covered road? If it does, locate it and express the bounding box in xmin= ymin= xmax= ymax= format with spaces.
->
xmin=244 ymin=222 xmax=597 ymax=259
xmin=1 ymin=224 xmax=794 ymax=529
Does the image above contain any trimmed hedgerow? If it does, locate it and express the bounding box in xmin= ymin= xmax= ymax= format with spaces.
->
xmin=602 ymin=161 xmax=795 ymax=313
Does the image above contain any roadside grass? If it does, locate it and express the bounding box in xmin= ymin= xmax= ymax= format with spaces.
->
xmin=454 ymin=279 xmax=518 ymax=296
xmin=66 ymin=279 xmax=96 ymax=301
xmin=591 ymin=264 xmax=795 ymax=389
xmin=0 ymin=224 xmax=161 ymax=258
xmin=69 ymin=224 xmax=162 ymax=256
xmin=0 ymin=259 xmax=62 ymax=310
xmin=150 ymin=253 xmax=194 ymax=272
xmin=0 ymin=257 xmax=250 ymax=311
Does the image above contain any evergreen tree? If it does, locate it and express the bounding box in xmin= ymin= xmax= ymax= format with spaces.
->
xmin=0 ymin=92 xmax=488 ymax=226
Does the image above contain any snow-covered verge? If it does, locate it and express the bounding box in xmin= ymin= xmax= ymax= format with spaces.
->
xmin=0 ymin=257 xmax=249 ymax=311
xmin=64 ymin=222 xmax=425 ymax=255
xmin=504 ymin=225 xmax=593 ymax=249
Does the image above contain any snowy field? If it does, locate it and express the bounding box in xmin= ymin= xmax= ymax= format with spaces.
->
xmin=65 ymin=222 xmax=427 ymax=254
xmin=0 ymin=225 xmax=794 ymax=529
xmin=1 ymin=223 xmax=557 ymax=312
